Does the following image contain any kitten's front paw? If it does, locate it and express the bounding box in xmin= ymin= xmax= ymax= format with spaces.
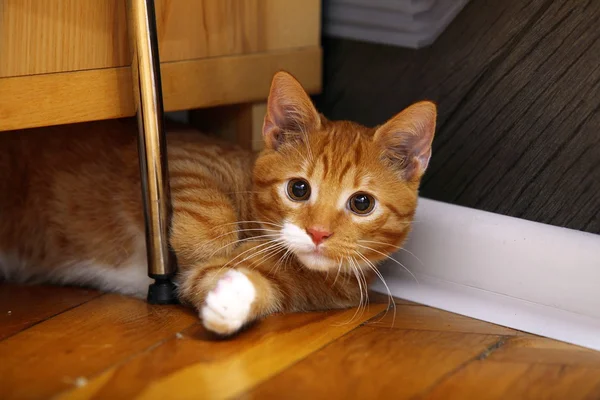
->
xmin=200 ymin=269 xmax=256 ymax=336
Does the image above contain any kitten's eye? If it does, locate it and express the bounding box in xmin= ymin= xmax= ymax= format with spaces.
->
xmin=349 ymin=192 xmax=375 ymax=215
xmin=287 ymin=179 xmax=311 ymax=201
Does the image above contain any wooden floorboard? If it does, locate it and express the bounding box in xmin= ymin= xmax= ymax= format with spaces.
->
xmin=244 ymin=327 xmax=503 ymax=399
xmin=418 ymin=334 xmax=600 ymax=399
xmin=0 ymin=294 xmax=198 ymax=399
xmin=366 ymin=304 xmax=519 ymax=336
xmin=1 ymin=284 xmax=599 ymax=399
xmin=488 ymin=334 xmax=600 ymax=367
xmin=315 ymin=0 xmax=600 ymax=234
xmin=57 ymin=305 xmax=385 ymax=400
xmin=422 ymin=361 xmax=600 ymax=400
xmin=0 ymin=283 xmax=101 ymax=340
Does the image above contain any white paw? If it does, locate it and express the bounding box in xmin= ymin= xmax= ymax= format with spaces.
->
xmin=200 ymin=269 xmax=256 ymax=335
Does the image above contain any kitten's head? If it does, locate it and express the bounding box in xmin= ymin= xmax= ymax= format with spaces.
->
xmin=252 ymin=71 xmax=436 ymax=273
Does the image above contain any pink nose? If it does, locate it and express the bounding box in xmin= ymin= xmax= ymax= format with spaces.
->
xmin=306 ymin=227 xmax=333 ymax=245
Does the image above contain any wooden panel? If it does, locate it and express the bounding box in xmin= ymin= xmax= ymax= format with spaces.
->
xmin=155 ymin=0 xmax=321 ymax=63
xmin=0 ymin=0 xmax=320 ymax=77
xmin=0 ymin=0 xmax=129 ymax=77
xmin=57 ymin=306 xmax=385 ymax=400
xmin=0 ymin=295 xmax=198 ymax=400
xmin=0 ymin=46 xmax=322 ymax=131
xmin=245 ymin=327 xmax=502 ymax=399
xmin=189 ymin=102 xmax=266 ymax=151
xmin=317 ymin=0 xmax=600 ymax=234
xmin=367 ymin=304 xmax=519 ymax=336
xmin=0 ymin=283 xmax=101 ymax=340
xmin=248 ymin=102 xmax=267 ymax=152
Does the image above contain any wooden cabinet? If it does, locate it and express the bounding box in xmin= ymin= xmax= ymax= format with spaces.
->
xmin=0 ymin=0 xmax=322 ymax=131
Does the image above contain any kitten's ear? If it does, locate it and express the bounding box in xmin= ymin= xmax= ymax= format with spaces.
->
xmin=263 ymin=71 xmax=321 ymax=150
xmin=373 ymin=101 xmax=437 ymax=181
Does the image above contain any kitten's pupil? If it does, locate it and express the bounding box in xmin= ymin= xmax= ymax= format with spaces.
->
xmin=287 ymin=179 xmax=311 ymax=201
xmin=354 ymin=195 xmax=370 ymax=211
xmin=349 ymin=193 xmax=375 ymax=215
xmin=292 ymin=181 xmax=307 ymax=197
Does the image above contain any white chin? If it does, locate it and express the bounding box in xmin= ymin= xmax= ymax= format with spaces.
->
xmin=296 ymin=252 xmax=338 ymax=271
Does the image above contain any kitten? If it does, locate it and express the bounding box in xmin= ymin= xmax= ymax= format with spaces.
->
xmin=0 ymin=72 xmax=436 ymax=336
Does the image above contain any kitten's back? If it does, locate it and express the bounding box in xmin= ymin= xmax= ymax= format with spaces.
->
xmin=0 ymin=118 xmax=253 ymax=294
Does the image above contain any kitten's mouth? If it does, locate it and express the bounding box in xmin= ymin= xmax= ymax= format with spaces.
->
xmin=294 ymin=249 xmax=337 ymax=271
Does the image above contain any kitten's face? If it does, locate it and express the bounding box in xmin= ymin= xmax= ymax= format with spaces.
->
xmin=252 ymin=72 xmax=436 ymax=274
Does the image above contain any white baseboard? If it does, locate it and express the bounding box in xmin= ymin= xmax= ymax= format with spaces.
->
xmin=371 ymin=198 xmax=600 ymax=351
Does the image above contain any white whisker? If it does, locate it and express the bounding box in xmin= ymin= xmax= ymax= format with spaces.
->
xmin=213 ymin=220 xmax=284 ymax=229
xmin=332 ymin=257 xmax=343 ymax=286
xmin=205 ymin=233 xmax=281 ymax=260
xmin=229 ymin=241 xmax=287 ymax=270
xmin=248 ymin=245 xmax=288 ymax=271
xmin=216 ymin=239 xmax=281 ymax=274
xmin=270 ymin=248 xmax=293 ymax=275
xmin=357 ymin=244 xmax=419 ymax=284
xmin=346 ymin=262 xmax=362 ymax=325
xmin=353 ymin=256 xmax=369 ymax=320
xmin=202 ymin=228 xmax=278 ymax=248
xmin=358 ymin=239 xmax=424 ymax=268
xmin=356 ymin=250 xmax=396 ymax=327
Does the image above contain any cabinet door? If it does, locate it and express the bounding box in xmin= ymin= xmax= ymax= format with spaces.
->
xmin=0 ymin=0 xmax=320 ymax=78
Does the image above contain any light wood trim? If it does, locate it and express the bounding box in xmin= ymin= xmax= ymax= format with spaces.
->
xmin=0 ymin=47 xmax=322 ymax=131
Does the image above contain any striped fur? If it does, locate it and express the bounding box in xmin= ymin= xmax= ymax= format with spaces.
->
xmin=0 ymin=72 xmax=436 ymax=336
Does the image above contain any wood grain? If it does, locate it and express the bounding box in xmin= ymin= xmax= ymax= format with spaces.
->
xmin=3 ymin=284 xmax=599 ymax=398
xmin=0 ymin=295 xmax=198 ymax=400
xmin=0 ymin=0 xmax=129 ymax=77
xmin=417 ymin=333 xmax=600 ymax=399
xmin=0 ymin=0 xmax=320 ymax=77
xmin=488 ymin=334 xmax=600 ymax=367
xmin=244 ymin=327 xmax=502 ymax=399
xmin=155 ymin=0 xmax=321 ymax=63
xmin=0 ymin=283 xmax=101 ymax=340
xmin=423 ymin=361 xmax=600 ymax=400
xmin=57 ymin=306 xmax=386 ymax=400
xmin=317 ymin=0 xmax=600 ymax=234
xmin=367 ymin=304 xmax=519 ymax=336
xmin=0 ymin=46 xmax=322 ymax=131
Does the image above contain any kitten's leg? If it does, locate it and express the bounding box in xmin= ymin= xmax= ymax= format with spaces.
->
xmin=178 ymin=243 xmax=364 ymax=335
xmin=169 ymin=188 xmax=241 ymax=268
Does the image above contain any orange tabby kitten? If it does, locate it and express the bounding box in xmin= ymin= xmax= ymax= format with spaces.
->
xmin=0 ymin=72 xmax=436 ymax=336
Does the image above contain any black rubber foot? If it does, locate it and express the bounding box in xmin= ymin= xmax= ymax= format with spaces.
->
xmin=147 ymin=278 xmax=179 ymax=305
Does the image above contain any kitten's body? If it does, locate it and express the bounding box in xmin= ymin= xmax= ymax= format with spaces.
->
xmin=0 ymin=119 xmax=255 ymax=296
xmin=0 ymin=72 xmax=436 ymax=336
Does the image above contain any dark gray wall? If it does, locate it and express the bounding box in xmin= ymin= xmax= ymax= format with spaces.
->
xmin=316 ymin=0 xmax=600 ymax=234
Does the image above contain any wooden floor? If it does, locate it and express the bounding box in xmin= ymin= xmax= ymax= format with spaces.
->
xmin=1 ymin=283 xmax=600 ymax=399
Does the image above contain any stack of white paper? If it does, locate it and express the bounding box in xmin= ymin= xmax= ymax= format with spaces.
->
xmin=323 ymin=0 xmax=470 ymax=49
